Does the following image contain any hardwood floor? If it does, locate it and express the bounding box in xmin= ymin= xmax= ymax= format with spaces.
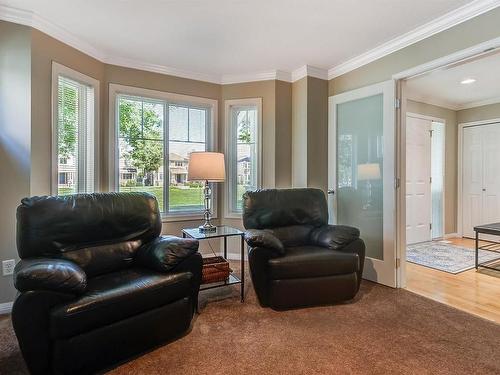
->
xmin=405 ymin=237 xmax=500 ymax=324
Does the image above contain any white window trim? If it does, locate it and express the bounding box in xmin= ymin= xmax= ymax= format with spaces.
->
xmin=108 ymin=83 xmax=218 ymax=222
xmin=51 ymin=62 xmax=100 ymax=195
xmin=224 ymin=98 xmax=263 ymax=219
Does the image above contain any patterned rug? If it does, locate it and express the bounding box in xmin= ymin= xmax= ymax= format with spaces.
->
xmin=407 ymin=241 xmax=500 ymax=274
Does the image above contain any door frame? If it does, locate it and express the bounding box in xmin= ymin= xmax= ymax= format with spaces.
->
xmin=457 ymin=118 xmax=500 ymax=238
xmin=328 ymin=80 xmax=397 ymax=287
xmin=392 ymin=36 xmax=500 ymax=288
xmin=406 ymin=112 xmax=446 ymax=241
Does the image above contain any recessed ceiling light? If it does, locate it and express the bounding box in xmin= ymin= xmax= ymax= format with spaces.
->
xmin=460 ymin=78 xmax=476 ymax=85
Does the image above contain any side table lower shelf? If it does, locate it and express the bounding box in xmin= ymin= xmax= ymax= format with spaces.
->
xmin=200 ymin=274 xmax=241 ymax=291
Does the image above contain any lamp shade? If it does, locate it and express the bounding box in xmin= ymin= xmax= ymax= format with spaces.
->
xmin=357 ymin=163 xmax=381 ymax=181
xmin=188 ymin=152 xmax=226 ymax=182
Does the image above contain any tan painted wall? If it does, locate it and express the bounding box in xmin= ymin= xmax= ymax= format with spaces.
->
xmin=291 ymin=77 xmax=308 ymax=187
xmin=0 ymin=21 xmax=32 ymax=304
xmin=307 ymin=77 xmax=328 ymax=193
xmin=457 ymin=102 xmax=500 ymax=124
xmin=406 ymin=100 xmax=457 ymax=234
xmin=329 ymin=7 xmax=500 ymax=96
xmin=275 ymin=80 xmax=292 ymax=188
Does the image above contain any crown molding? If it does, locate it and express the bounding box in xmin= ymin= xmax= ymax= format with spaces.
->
xmin=291 ymin=65 xmax=328 ymax=82
xmin=105 ymin=55 xmax=221 ymax=84
xmin=457 ymin=96 xmax=500 ymax=110
xmin=220 ymin=70 xmax=290 ymax=85
xmin=406 ymin=94 xmax=460 ymax=111
xmin=328 ymin=0 xmax=500 ymax=80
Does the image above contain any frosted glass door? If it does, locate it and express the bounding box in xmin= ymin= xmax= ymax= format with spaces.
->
xmin=329 ymin=81 xmax=396 ymax=287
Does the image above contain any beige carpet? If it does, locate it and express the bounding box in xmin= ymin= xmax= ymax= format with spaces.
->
xmin=1 ymin=277 xmax=500 ymax=374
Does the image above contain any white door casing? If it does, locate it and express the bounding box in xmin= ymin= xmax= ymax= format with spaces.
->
xmin=405 ymin=116 xmax=431 ymax=244
xmin=328 ymin=80 xmax=397 ymax=288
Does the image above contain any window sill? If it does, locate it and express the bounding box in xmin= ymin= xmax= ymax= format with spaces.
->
xmin=161 ymin=213 xmax=217 ymax=223
xmin=224 ymin=212 xmax=243 ymax=220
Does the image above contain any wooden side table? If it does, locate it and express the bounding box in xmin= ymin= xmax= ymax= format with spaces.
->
xmin=182 ymin=225 xmax=245 ymax=302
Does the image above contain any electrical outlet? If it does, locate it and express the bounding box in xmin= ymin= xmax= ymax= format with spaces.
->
xmin=2 ymin=259 xmax=16 ymax=276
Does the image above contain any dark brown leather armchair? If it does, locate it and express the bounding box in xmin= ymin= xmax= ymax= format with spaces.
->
xmin=243 ymin=188 xmax=365 ymax=310
xmin=12 ymin=192 xmax=202 ymax=374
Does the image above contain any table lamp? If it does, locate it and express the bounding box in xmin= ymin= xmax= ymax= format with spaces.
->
xmin=187 ymin=152 xmax=225 ymax=232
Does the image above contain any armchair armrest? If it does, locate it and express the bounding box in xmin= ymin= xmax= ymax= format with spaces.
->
xmin=136 ymin=235 xmax=199 ymax=273
xmin=310 ymin=225 xmax=360 ymax=250
xmin=244 ymin=229 xmax=285 ymax=255
xmin=14 ymin=258 xmax=87 ymax=295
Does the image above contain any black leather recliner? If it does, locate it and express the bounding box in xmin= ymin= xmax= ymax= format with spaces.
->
xmin=243 ymin=188 xmax=365 ymax=310
xmin=12 ymin=192 xmax=202 ymax=375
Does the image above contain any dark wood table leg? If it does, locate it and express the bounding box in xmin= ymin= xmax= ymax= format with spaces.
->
xmin=475 ymin=230 xmax=479 ymax=270
xmin=241 ymin=235 xmax=244 ymax=302
xmin=224 ymin=236 xmax=227 ymax=260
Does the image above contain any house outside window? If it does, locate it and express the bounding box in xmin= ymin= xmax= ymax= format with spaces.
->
xmin=225 ymin=98 xmax=262 ymax=217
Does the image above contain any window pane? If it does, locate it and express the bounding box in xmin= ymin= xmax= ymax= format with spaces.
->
xmin=169 ymin=108 xmax=206 ymax=212
xmin=189 ymin=108 xmax=206 ymax=143
xmin=232 ymin=106 xmax=258 ymax=212
xmin=118 ymin=96 xmax=165 ymax=211
xmin=169 ymin=105 xmax=188 ymax=142
xmin=57 ymin=77 xmax=79 ymax=195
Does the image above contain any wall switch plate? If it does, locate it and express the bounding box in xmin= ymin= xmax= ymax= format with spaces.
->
xmin=2 ymin=259 xmax=16 ymax=276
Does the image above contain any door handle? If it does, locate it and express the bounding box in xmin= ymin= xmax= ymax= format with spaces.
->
xmin=328 ymin=189 xmax=335 ymax=195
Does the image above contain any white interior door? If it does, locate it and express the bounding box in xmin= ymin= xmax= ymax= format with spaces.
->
xmin=462 ymin=122 xmax=500 ymax=239
xmin=462 ymin=125 xmax=488 ymax=238
xmin=405 ymin=116 xmax=431 ymax=244
xmin=481 ymin=123 xmax=500 ymax=227
xmin=328 ymin=80 xmax=396 ymax=287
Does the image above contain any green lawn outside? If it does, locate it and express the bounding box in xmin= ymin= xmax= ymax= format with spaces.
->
xmin=59 ymin=186 xmax=204 ymax=212
xmin=59 ymin=184 xmax=251 ymax=212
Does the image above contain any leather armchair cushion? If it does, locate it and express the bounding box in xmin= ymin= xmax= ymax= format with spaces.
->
xmin=136 ymin=236 xmax=199 ymax=273
xmin=310 ymin=225 xmax=360 ymax=250
xmin=268 ymin=246 xmax=360 ymax=280
xmin=244 ymin=230 xmax=284 ymax=254
xmin=50 ymin=268 xmax=193 ymax=339
xmin=14 ymin=258 xmax=87 ymax=294
xmin=60 ymin=240 xmax=142 ymax=278
xmin=265 ymin=225 xmax=314 ymax=247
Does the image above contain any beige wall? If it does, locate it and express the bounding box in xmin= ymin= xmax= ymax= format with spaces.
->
xmin=307 ymin=77 xmax=328 ymax=193
xmin=406 ymin=100 xmax=457 ymax=234
xmin=275 ymin=80 xmax=292 ymax=188
xmin=457 ymin=102 xmax=500 ymax=124
xmin=0 ymin=21 xmax=31 ymax=304
xmin=292 ymin=77 xmax=308 ymax=187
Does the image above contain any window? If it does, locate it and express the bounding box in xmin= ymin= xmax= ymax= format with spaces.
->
xmin=52 ymin=63 xmax=99 ymax=195
xmin=110 ymin=84 xmax=216 ymax=217
xmin=225 ymin=98 xmax=262 ymax=216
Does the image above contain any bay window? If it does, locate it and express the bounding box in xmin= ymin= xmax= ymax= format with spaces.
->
xmin=225 ymin=98 xmax=262 ymax=216
xmin=110 ymin=84 xmax=217 ymax=218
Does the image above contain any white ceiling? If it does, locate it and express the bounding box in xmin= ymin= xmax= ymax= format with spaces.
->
xmin=406 ymin=51 xmax=500 ymax=110
xmin=1 ymin=0 xmax=496 ymax=83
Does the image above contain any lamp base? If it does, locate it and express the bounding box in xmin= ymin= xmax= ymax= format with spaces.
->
xmin=199 ymin=223 xmax=217 ymax=232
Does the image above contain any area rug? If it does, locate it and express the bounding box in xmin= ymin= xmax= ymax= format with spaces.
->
xmin=1 ymin=270 xmax=500 ymax=375
xmin=407 ymin=241 xmax=500 ymax=274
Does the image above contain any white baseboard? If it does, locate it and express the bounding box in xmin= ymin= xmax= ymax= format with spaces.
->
xmin=0 ymin=301 xmax=13 ymax=315
xmin=443 ymin=233 xmax=459 ymax=239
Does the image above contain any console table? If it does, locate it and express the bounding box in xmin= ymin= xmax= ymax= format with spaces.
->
xmin=473 ymin=223 xmax=500 ymax=271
